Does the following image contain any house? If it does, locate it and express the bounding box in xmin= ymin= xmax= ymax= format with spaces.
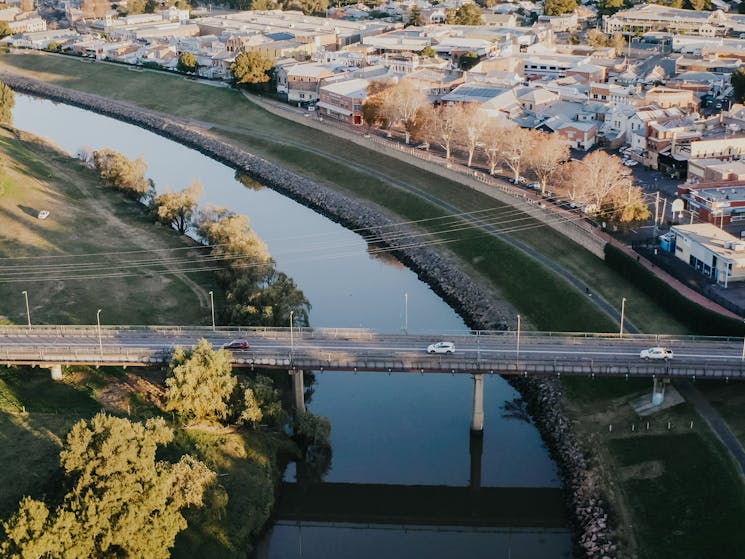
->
xmin=405 ymin=68 xmax=464 ymax=101
xmin=318 ymin=78 xmax=368 ymax=126
xmin=670 ymin=223 xmax=745 ymax=287
xmin=543 ymin=117 xmax=597 ymax=150
xmin=644 ymin=87 xmax=699 ymax=111
xmin=285 ymin=63 xmax=350 ymax=104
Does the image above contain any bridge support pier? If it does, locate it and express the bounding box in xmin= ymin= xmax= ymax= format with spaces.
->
xmin=471 ymin=374 xmax=484 ymax=433
xmin=652 ymin=377 xmax=668 ymax=406
xmin=48 ymin=364 xmax=63 ymax=381
xmin=291 ymin=370 xmax=306 ymax=415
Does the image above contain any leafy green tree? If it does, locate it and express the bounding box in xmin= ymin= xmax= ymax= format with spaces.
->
xmin=127 ymin=0 xmax=147 ymax=14
xmin=283 ymin=0 xmax=328 ymax=15
xmin=230 ymin=50 xmax=275 ymax=86
xmin=252 ymin=0 xmax=278 ymax=8
xmin=238 ymin=375 xmax=286 ymax=427
xmin=92 ymin=149 xmax=153 ymax=201
xmin=166 ymin=339 xmax=237 ymax=424
xmin=197 ymin=206 xmax=272 ymax=282
xmin=226 ymin=269 xmax=311 ymax=327
xmin=446 ymin=3 xmax=483 ymax=24
xmin=0 ymin=21 xmax=10 ymax=38
xmin=406 ymin=5 xmax=422 ymax=26
xmin=1 ymin=414 xmax=215 ymax=559
xmin=177 ymin=51 xmax=198 ymax=74
xmin=609 ymin=32 xmax=626 ymax=51
xmin=459 ymin=51 xmax=480 ymax=70
xmin=597 ymin=0 xmax=627 ymax=16
xmin=420 ymin=45 xmax=436 ymax=58
xmin=0 ymin=82 xmax=14 ymax=126
xmin=152 ymin=179 xmax=202 ymax=233
xmin=294 ymin=411 xmax=332 ymax=485
xmin=587 ymin=29 xmax=608 ymax=47
xmin=732 ymin=69 xmax=745 ymax=104
xmin=544 ymin=0 xmax=577 ymax=15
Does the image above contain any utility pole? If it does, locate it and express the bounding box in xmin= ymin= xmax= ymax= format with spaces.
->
xmin=653 ymin=191 xmax=660 ymax=242
xmin=660 ymin=198 xmax=667 ymax=227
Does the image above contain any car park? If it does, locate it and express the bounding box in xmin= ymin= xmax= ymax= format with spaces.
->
xmin=427 ymin=341 xmax=455 ymax=354
xmin=640 ymin=347 xmax=673 ymax=360
xmin=222 ymin=339 xmax=250 ymax=350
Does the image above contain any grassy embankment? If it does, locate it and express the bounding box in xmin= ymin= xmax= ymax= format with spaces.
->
xmin=3 ymin=52 xmax=745 ymax=558
xmin=0 ymin=126 xmax=293 ymax=557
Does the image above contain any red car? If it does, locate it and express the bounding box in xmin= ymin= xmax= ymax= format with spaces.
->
xmin=222 ymin=339 xmax=249 ymax=350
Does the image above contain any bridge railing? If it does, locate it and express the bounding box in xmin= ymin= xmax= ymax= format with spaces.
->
xmin=1 ymin=325 xmax=744 ymax=346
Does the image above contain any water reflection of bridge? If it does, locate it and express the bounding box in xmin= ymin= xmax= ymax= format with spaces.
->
xmin=277 ymin=435 xmax=566 ymax=529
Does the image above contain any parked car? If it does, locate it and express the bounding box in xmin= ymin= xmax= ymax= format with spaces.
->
xmin=222 ymin=339 xmax=250 ymax=350
xmin=37 ymin=210 xmax=50 ymax=220
xmin=640 ymin=347 xmax=673 ymax=360
xmin=427 ymin=341 xmax=455 ymax=354
xmin=416 ymin=142 xmax=430 ymax=150
xmin=528 ymin=182 xmax=541 ymax=190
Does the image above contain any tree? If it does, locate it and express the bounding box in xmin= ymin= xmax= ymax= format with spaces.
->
xmin=80 ymin=0 xmax=109 ymax=18
xmin=197 ymin=206 xmax=272 ymax=282
xmin=0 ymin=82 xmax=14 ymax=126
xmin=177 ymin=52 xmax=198 ymax=74
xmin=597 ymin=0 xmax=627 ymax=16
xmin=382 ymin=79 xmax=429 ymax=144
xmin=499 ymin=127 xmax=536 ymax=183
xmin=609 ymin=32 xmax=626 ymax=51
xmin=587 ymin=29 xmax=608 ymax=48
xmin=362 ymin=82 xmax=391 ymax=129
xmin=230 ymin=50 xmax=275 ymax=86
xmin=127 ymin=0 xmax=147 ymax=13
xmin=252 ymin=0 xmax=278 ymax=8
xmin=732 ymin=69 xmax=745 ymax=104
xmin=20 ymin=0 xmax=34 ymax=12
xmin=431 ymin=104 xmax=461 ymax=160
xmin=152 ymin=180 xmax=202 ymax=233
xmin=406 ymin=5 xmax=422 ymax=26
xmin=165 ymin=339 xmax=237 ymax=424
xmin=283 ymin=0 xmax=329 ymax=15
xmin=238 ymin=375 xmax=286 ymax=428
xmin=226 ymin=269 xmax=311 ymax=327
xmin=458 ymin=104 xmax=486 ymax=167
xmin=92 ymin=149 xmax=152 ymax=201
xmin=459 ymin=51 xmax=480 ymax=71
xmin=544 ymin=0 xmax=578 ymax=15
xmin=1 ymin=414 xmax=214 ymax=559
xmin=420 ymin=45 xmax=437 ymax=58
xmin=527 ymin=131 xmax=570 ymax=194
xmin=481 ymin=120 xmax=506 ymax=175
xmin=446 ymin=3 xmax=484 ymax=24
xmin=293 ymin=412 xmax=332 ymax=485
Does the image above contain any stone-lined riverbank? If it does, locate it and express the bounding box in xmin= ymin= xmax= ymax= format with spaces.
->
xmin=2 ymin=71 xmax=616 ymax=558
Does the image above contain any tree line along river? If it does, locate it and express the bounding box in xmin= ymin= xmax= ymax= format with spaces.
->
xmin=12 ymin=94 xmax=571 ymax=559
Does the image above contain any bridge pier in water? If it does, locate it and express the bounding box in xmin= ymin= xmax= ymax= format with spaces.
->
xmin=48 ymin=364 xmax=63 ymax=380
xmin=291 ymin=370 xmax=306 ymax=415
xmin=652 ymin=377 xmax=669 ymax=406
xmin=471 ymin=374 xmax=484 ymax=433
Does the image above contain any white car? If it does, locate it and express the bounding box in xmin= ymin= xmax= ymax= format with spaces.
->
xmin=640 ymin=347 xmax=674 ymax=360
xmin=37 ymin=210 xmax=50 ymax=220
xmin=427 ymin=341 xmax=455 ymax=354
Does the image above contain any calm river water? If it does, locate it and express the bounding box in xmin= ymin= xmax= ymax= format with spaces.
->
xmin=13 ymin=95 xmax=571 ymax=558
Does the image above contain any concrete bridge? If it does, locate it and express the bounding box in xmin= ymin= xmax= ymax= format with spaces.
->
xmin=2 ymin=325 xmax=745 ymax=432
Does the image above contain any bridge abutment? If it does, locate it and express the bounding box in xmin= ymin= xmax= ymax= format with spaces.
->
xmin=652 ymin=377 xmax=668 ymax=406
xmin=471 ymin=374 xmax=484 ymax=433
xmin=291 ymin=370 xmax=306 ymax=415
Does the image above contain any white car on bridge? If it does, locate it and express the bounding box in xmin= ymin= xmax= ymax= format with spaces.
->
xmin=640 ymin=347 xmax=674 ymax=360
xmin=427 ymin=341 xmax=455 ymax=354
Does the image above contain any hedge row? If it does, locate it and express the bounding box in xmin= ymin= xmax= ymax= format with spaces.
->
xmin=604 ymin=244 xmax=745 ymax=336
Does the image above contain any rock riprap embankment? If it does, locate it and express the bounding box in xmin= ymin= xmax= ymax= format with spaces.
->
xmin=3 ymin=71 xmax=616 ymax=558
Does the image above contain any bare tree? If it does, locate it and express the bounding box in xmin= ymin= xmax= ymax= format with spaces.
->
xmin=382 ymin=79 xmax=429 ymax=144
xmin=499 ymin=127 xmax=536 ymax=183
xmin=431 ymin=104 xmax=461 ymax=160
xmin=458 ymin=104 xmax=487 ymax=167
xmin=481 ymin=120 xmax=505 ymax=175
xmin=527 ymin=132 xmax=570 ymax=194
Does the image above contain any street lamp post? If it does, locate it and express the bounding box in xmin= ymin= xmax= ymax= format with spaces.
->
xmin=21 ymin=290 xmax=31 ymax=329
xmin=290 ymin=310 xmax=294 ymax=356
xmin=96 ymin=309 xmax=103 ymax=357
xmin=516 ymin=314 xmax=521 ymax=365
xmin=741 ymin=320 xmax=745 ymax=362
xmin=620 ymin=297 xmax=627 ymax=338
xmin=404 ymin=292 xmax=408 ymax=334
xmin=209 ymin=291 xmax=215 ymax=332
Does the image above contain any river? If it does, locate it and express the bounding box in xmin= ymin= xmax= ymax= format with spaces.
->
xmin=13 ymin=94 xmax=571 ymax=558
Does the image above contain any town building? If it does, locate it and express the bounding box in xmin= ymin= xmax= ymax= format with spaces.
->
xmin=669 ymin=223 xmax=745 ymax=287
xmin=678 ymin=181 xmax=745 ymax=227
xmin=318 ymin=77 xmax=368 ymax=125
xmin=603 ymin=4 xmax=731 ymax=37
